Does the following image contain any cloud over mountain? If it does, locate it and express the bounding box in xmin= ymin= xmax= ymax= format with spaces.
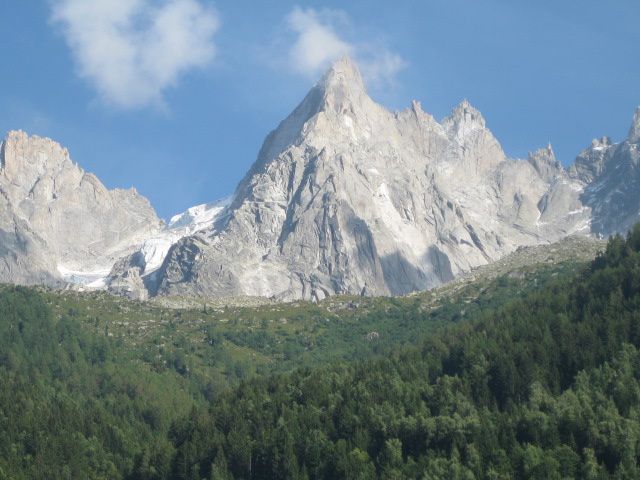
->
xmin=51 ymin=0 xmax=219 ymax=110
xmin=284 ymin=7 xmax=406 ymax=87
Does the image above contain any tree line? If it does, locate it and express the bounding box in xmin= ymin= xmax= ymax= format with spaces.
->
xmin=3 ymin=226 xmax=640 ymax=478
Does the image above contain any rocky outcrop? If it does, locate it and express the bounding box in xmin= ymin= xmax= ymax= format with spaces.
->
xmin=0 ymin=131 xmax=162 ymax=286
xmin=152 ymin=58 xmax=593 ymax=301
xmin=629 ymin=107 xmax=640 ymax=144
xmin=1 ymin=58 xmax=639 ymax=302
xmin=571 ymin=111 xmax=640 ymax=236
xmin=105 ymin=251 xmax=149 ymax=300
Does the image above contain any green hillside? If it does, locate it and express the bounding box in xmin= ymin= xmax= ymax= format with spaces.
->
xmin=1 ymin=233 xmax=632 ymax=479
xmin=164 ymin=229 xmax=640 ymax=479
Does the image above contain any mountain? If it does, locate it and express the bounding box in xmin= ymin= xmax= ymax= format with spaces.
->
xmin=1 ymin=58 xmax=639 ymax=301
xmin=106 ymin=198 xmax=230 ymax=299
xmin=569 ymin=107 xmax=640 ymax=235
xmin=151 ymin=58 xmax=591 ymax=300
xmin=0 ymin=131 xmax=231 ymax=299
xmin=0 ymin=225 xmax=633 ymax=479
xmin=0 ymin=130 xmax=162 ymax=286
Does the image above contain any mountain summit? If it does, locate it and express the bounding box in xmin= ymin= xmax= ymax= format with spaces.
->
xmin=151 ymin=58 xmax=589 ymax=300
xmin=0 ymin=131 xmax=161 ymax=286
xmin=629 ymin=106 xmax=640 ymax=143
xmin=321 ymin=56 xmax=367 ymax=96
xmin=0 ymin=58 xmax=638 ymax=301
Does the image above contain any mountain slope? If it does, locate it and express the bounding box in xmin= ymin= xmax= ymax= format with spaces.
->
xmin=153 ymin=58 xmax=589 ymax=301
xmin=1 ymin=59 xmax=639 ymax=302
xmin=0 ymin=131 xmax=162 ymax=286
xmin=570 ymin=107 xmax=640 ymax=235
xmin=164 ymin=225 xmax=640 ymax=479
xmin=0 ymin=230 xmax=605 ymax=479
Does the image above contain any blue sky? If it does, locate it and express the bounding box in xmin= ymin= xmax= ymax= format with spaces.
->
xmin=1 ymin=0 xmax=639 ymax=219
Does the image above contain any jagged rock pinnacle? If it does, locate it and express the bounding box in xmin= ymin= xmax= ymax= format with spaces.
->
xmin=527 ymin=143 xmax=562 ymax=180
xmin=320 ymin=56 xmax=365 ymax=93
xmin=442 ymin=99 xmax=487 ymax=140
xmin=1 ymin=130 xmax=71 ymax=180
xmin=629 ymin=106 xmax=640 ymax=143
xmin=546 ymin=142 xmax=554 ymax=157
xmin=315 ymin=56 xmax=370 ymax=115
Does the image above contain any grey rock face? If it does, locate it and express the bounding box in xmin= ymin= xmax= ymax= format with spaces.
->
xmin=569 ymin=137 xmax=614 ymax=183
xmin=153 ymin=58 xmax=592 ymax=301
xmin=2 ymin=59 xmax=639 ymax=302
xmin=571 ymin=112 xmax=640 ymax=236
xmin=0 ymin=131 xmax=162 ymax=287
xmin=629 ymin=107 xmax=640 ymax=144
xmin=106 ymin=251 xmax=149 ymax=300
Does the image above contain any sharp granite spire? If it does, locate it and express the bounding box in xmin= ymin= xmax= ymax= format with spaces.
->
xmin=527 ymin=142 xmax=562 ymax=180
xmin=0 ymin=59 xmax=639 ymax=301
xmin=320 ymin=56 xmax=366 ymax=92
xmin=151 ymin=60 xmax=592 ymax=301
xmin=443 ymin=99 xmax=487 ymax=137
xmin=629 ymin=106 xmax=640 ymax=143
xmin=317 ymin=56 xmax=367 ymax=107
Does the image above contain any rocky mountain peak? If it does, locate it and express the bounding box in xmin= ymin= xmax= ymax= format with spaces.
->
xmin=320 ymin=56 xmax=365 ymax=94
xmin=569 ymin=136 xmax=616 ymax=184
xmin=0 ymin=129 xmax=162 ymax=289
xmin=241 ymin=57 xmax=374 ymax=178
xmin=527 ymin=143 xmax=562 ymax=180
xmin=629 ymin=106 xmax=640 ymax=143
xmin=315 ymin=56 xmax=369 ymax=116
xmin=1 ymin=130 xmax=72 ymax=181
xmin=592 ymin=136 xmax=613 ymax=149
xmin=534 ymin=142 xmax=555 ymax=159
xmin=442 ymin=100 xmax=487 ymax=141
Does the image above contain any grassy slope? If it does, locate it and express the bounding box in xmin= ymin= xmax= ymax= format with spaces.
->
xmin=37 ymin=254 xmax=595 ymax=397
xmin=0 ymin=236 xmax=605 ymax=479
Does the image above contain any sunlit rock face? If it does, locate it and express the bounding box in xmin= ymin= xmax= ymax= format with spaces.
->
xmin=2 ymin=58 xmax=639 ymax=301
xmin=569 ymin=107 xmax=640 ymax=236
xmin=153 ymin=58 xmax=592 ymax=301
xmin=0 ymin=130 xmax=162 ymax=287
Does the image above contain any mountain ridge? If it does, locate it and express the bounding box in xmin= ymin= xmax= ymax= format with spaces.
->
xmin=150 ymin=58 xmax=606 ymax=300
xmin=1 ymin=57 xmax=639 ymax=301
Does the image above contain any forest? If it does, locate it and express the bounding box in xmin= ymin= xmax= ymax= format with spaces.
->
xmin=2 ymin=227 xmax=640 ymax=478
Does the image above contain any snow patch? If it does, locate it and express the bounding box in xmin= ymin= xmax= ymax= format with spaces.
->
xmin=567 ymin=207 xmax=588 ymax=216
xmin=57 ymin=265 xmax=111 ymax=289
xmin=142 ymin=197 xmax=232 ymax=274
xmin=169 ymin=198 xmax=231 ymax=233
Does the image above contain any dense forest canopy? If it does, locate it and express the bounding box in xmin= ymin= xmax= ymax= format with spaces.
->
xmin=2 ymin=227 xmax=640 ymax=478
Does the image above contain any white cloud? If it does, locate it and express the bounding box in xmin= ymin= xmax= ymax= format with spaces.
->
xmin=284 ymin=7 xmax=406 ymax=86
xmin=286 ymin=8 xmax=352 ymax=76
xmin=50 ymin=0 xmax=219 ymax=110
xmin=359 ymin=51 xmax=407 ymax=87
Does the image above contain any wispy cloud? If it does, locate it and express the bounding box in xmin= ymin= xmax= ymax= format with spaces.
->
xmin=50 ymin=0 xmax=220 ymax=110
xmin=284 ymin=7 xmax=407 ymax=87
xmin=286 ymin=8 xmax=353 ymax=76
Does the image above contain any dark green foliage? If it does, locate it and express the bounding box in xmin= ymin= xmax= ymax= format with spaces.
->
xmin=0 ymin=287 xmax=189 ymax=479
xmin=0 ymin=261 xmax=557 ymax=479
xmin=2 ymin=227 xmax=640 ymax=478
xmin=167 ymin=226 xmax=640 ymax=479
